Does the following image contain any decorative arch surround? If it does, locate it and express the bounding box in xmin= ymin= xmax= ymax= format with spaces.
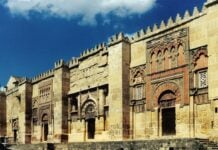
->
xmin=158 ymin=90 xmax=176 ymax=108
xmin=39 ymin=106 xmax=51 ymax=124
xmin=81 ymin=100 xmax=97 ymax=119
xmin=130 ymin=65 xmax=145 ymax=85
xmin=193 ymin=48 xmax=208 ymax=64
xmin=193 ymin=48 xmax=208 ymax=71
xmin=194 ymin=55 xmax=208 ymax=71
xmin=81 ymin=94 xmax=98 ymax=106
xmin=159 ymin=90 xmax=176 ymax=101
xmin=42 ymin=114 xmax=48 ymax=122
xmin=153 ymin=82 xmax=181 ymax=107
xmin=191 ymin=46 xmax=208 ymax=90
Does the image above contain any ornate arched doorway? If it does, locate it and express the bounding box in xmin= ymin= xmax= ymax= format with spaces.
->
xmin=12 ymin=119 xmax=18 ymax=143
xmin=82 ymin=100 xmax=96 ymax=140
xmin=41 ymin=114 xmax=49 ymax=141
xmin=86 ymin=104 xmax=96 ymax=139
xmin=158 ymin=90 xmax=176 ymax=136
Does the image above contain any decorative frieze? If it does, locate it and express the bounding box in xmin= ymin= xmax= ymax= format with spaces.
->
xmin=147 ymin=28 xmax=188 ymax=50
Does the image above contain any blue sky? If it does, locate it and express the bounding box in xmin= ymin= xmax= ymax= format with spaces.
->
xmin=0 ymin=0 xmax=205 ymax=86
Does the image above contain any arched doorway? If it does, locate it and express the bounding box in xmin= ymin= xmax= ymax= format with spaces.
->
xmin=85 ymin=103 xmax=96 ymax=139
xmin=158 ymin=90 xmax=176 ymax=136
xmin=12 ymin=119 xmax=18 ymax=143
xmin=41 ymin=114 xmax=49 ymax=141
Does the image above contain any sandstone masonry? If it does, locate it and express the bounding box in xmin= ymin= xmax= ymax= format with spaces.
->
xmin=0 ymin=0 xmax=218 ymax=145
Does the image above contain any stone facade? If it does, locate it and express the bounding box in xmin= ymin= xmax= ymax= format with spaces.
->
xmin=1 ymin=0 xmax=218 ymax=145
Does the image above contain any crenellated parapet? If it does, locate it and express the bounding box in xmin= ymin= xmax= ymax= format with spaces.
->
xmin=130 ymin=5 xmax=206 ymax=42
xmin=32 ymin=69 xmax=54 ymax=83
xmin=69 ymin=57 xmax=79 ymax=68
xmin=108 ymin=32 xmax=129 ymax=46
xmin=68 ymin=42 xmax=108 ymax=68
xmin=54 ymin=59 xmax=66 ymax=69
xmin=79 ymin=42 xmax=107 ymax=59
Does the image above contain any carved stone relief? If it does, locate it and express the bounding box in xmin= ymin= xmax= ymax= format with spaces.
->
xmin=70 ymin=53 xmax=108 ymax=92
xmin=147 ymin=28 xmax=189 ymax=73
xmin=32 ymin=79 xmax=53 ymax=125
xmin=39 ymin=81 xmax=53 ymax=104
xmin=69 ymin=85 xmax=108 ymax=121
xmin=81 ymin=100 xmax=97 ymax=119
xmin=38 ymin=105 xmax=51 ymax=124
xmin=130 ymin=65 xmax=146 ymax=85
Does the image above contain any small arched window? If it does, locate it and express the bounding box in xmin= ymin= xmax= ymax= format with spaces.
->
xmin=170 ymin=47 xmax=177 ymax=68
xmin=178 ymin=45 xmax=185 ymax=66
xmin=164 ymin=49 xmax=169 ymax=70
xmin=151 ymin=53 xmax=157 ymax=73
xmin=157 ymin=51 xmax=163 ymax=71
xmin=193 ymin=52 xmax=208 ymax=89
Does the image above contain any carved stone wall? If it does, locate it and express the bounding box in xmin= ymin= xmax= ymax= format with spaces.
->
xmin=69 ymin=51 xmax=108 ymax=93
xmin=5 ymin=79 xmax=32 ymax=144
xmin=32 ymin=79 xmax=53 ymax=125
xmin=146 ymin=28 xmax=189 ymax=110
xmin=147 ymin=28 xmax=188 ymax=74
xmin=68 ymin=85 xmax=109 ymax=141
xmin=3 ymin=0 xmax=218 ymax=143
xmin=130 ymin=65 xmax=146 ymax=86
xmin=130 ymin=65 xmax=146 ymax=113
xmin=31 ymin=78 xmax=54 ymax=143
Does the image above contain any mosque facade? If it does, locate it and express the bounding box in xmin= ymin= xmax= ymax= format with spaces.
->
xmin=0 ymin=0 xmax=218 ymax=144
